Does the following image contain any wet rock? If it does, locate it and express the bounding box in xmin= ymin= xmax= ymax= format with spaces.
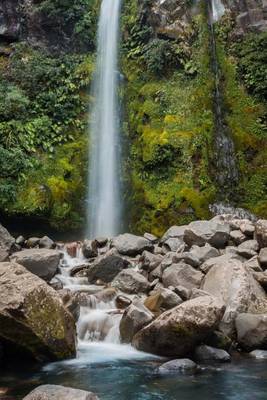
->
xmin=70 ymin=263 xmax=90 ymax=277
xmin=194 ymin=345 xmax=231 ymax=362
xmin=120 ymin=303 xmax=153 ymax=343
xmin=94 ymin=288 xmax=117 ymax=303
xmin=10 ymin=248 xmax=61 ymax=281
xmin=237 ymin=240 xmax=259 ymax=258
xmin=23 ymin=385 xmax=99 ymax=400
xmin=249 ymin=350 xmax=267 ymax=359
xmin=115 ymin=295 xmax=132 ymax=309
xmin=255 ymin=220 xmax=267 ymax=248
xmin=139 ymin=251 xmax=163 ymax=272
xmin=112 ymin=233 xmax=153 ymax=256
xmin=111 ymin=268 xmax=150 ymax=294
xmin=49 ymin=277 xmax=64 ymax=291
xmin=230 ymin=230 xmax=247 ymax=245
xmin=0 ymin=262 xmax=76 ymax=361
xmin=184 ymin=220 xmax=230 ymax=249
xmin=158 ymin=359 xmax=197 ymax=374
xmin=202 ymin=257 xmax=267 ymax=337
xmin=205 ymin=331 xmax=232 ymax=351
xmin=132 ymin=295 xmax=225 ymax=357
xmin=95 ymin=237 xmax=108 ymax=247
xmin=87 ymin=249 xmax=130 ymax=284
xmin=144 ymin=288 xmax=182 ymax=312
xmin=162 ymin=263 xmax=204 ymax=290
xmin=190 ymin=244 xmax=220 ymax=264
xmin=39 ymin=236 xmax=55 ymax=249
xmin=65 ymin=242 xmax=79 ymax=258
xmin=259 ymin=248 xmax=267 ymax=269
xmin=59 ymin=289 xmax=80 ymax=321
xmin=0 ymin=223 xmax=15 ymax=261
xmin=236 ymin=313 xmax=267 ymax=351
xmin=82 ymin=240 xmax=98 ymax=259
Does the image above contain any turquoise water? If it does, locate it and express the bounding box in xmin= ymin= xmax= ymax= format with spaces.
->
xmin=1 ymin=347 xmax=267 ymax=400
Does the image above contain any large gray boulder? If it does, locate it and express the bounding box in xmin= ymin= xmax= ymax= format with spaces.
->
xmin=162 ymin=263 xmax=204 ymax=290
xmin=10 ymin=248 xmax=61 ymax=281
xmin=184 ymin=220 xmax=230 ymax=248
xmin=144 ymin=288 xmax=183 ymax=312
xmin=0 ymin=223 xmax=15 ymax=261
xmin=87 ymin=249 xmax=130 ymax=283
xmin=120 ymin=303 xmax=153 ymax=343
xmin=161 ymin=225 xmax=187 ymax=242
xmin=23 ymin=385 xmax=99 ymax=400
xmin=190 ymin=244 xmax=220 ymax=264
xmin=139 ymin=251 xmax=163 ymax=272
xmin=0 ymin=262 xmax=76 ymax=361
xmin=132 ymin=295 xmax=225 ymax=356
xmin=111 ymin=233 xmax=153 ymax=256
xmin=202 ymin=258 xmax=267 ymax=337
xmin=111 ymin=269 xmax=150 ymax=294
xmin=255 ymin=220 xmax=267 ymax=248
xmin=236 ymin=313 xmax=267 ymax=351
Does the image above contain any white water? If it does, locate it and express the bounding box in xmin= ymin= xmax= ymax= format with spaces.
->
xmin=87 ymin=0 xmax=122 ymax=238
xmin=51 ymin=246 xmax=155 ymax=367
xmin=211 ymin=0 xmax=225 ymax=22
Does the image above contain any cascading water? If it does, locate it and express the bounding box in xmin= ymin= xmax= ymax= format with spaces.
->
xmin=209 ymin=0 xmax=239 ymax=197
xmin=87 ymin=0 xmax=122 ymax=238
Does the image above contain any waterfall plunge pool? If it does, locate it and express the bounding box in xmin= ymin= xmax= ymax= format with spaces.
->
xmin=1 ymin=351 xmax=267 ymax=400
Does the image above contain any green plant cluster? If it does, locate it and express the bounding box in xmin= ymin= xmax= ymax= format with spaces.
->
xmin=0 ymin=44 xmax=94 ymax=227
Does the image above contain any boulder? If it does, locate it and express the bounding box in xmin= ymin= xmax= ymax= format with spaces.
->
xmin=120 ymin=303 xmax=153 ymax=343
xmin=0 ymin=223 xmax=15 ymax=261
xmin=205 ymin=331 xmax=232 ymax=351
xmin=82 ymin=240 xmax=98 ymax=259
xmin=144 ymin=233 xmax=158 ymax=243
xmin=239 ymin=221 xmax=255 ymax=237
xmin=115 ymin=295 xmax=132 ymax=309
xmin=255 ymin=220 xmax=267 ymax=248
xmin=253 ymin=271 xmax=267 ymax=290
xmin=194 ymin=345 xmax=231 ymax=362
xmin=200 ymin=254 xmax=241 ymax=274
xmin=87 ymin=249 xmax=130 ymax=283
xmin=10 ymin=248 xmax=61 ymax=281
xmin=95 ymin=237 xmax=108 ymax=247
xmin=190 ymin=244 xmax=220 ymax=264
xmin=237 ymin=240 xmax=259 ymax=258
xmin=202 ymin=258 xmax=267 ymax=337
xmin=39 ymin=236 xmax=55 ymax=249
xmin=174 ymin=285 xmax=191 ymax=301
xmin=162 ymin=238 xmax=185 ymax=253
xmin=190 ymin=288 xmax=211 ymax=300
xmin=26 ymin=237 xmax=40 ymax=248
xmin=230 ymin=230 xmax=247 ymax=245
xmin=184 ymin=220 xmax=230 ymax=249
xmin=70 ymin=264 xmax=89 ymax=277
xmin=23 ymin=385 xmax=99 ymax=400
xmin=0 ymin=262 xmax=76 ymax=361
xmin=236 ymin=313 xmax=267 ymax=351
xmin=144 ymin=288 xmax=182 ymax=312
xmin=111 ymin=233 xmax=153 ymax=256
xmin=139 ymin=251 xmax=163 ymax=272
xmin=132 ymin=295 xmax=225 ymax=356
xmin=65 ymin=242 xmax=79 ymax=258
xmin=259 ymin=248 xmax=267 ymax=269
xmin=161 ymin=225 xmax=187 ymax=242
xmin=173 ymin=252 xmax=200 ymax=268
xmin=162 ymin=263 xmax=204 ymax=290
xmin=111 ymin=269 xmax=150 ymax=294
xmin=249 ymin=350 xmax=267 ymax=359
xmin=244 ymin=256 xmax=262 ymax=272
xmin=158 ymin=359 xmax=197 ymax=374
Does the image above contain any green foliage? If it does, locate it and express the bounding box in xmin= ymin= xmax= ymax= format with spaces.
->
xmin=236 ymin=32 xmax=267 ymax=100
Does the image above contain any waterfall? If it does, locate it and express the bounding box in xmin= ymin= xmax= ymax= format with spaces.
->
xmin=211 ymin=0 xmax=225 ymax=22
xmin=209 ymin=0 xmax=238 ymax=198
xmin=87 ymin=0 xmax=122 ymax=238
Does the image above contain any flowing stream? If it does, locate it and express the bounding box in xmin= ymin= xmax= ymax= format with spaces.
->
xmin=209 ymin=0 xmax=239 ymax=198
xmin=87 ymin=0 xmax=122 ymax=238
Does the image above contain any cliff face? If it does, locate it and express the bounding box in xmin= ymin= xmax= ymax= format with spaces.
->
xmin=0 ymin=0 xmax=266 ymax=233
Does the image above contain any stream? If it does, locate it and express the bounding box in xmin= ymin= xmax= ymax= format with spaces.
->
xmin=1 ymin=248 xmax=267 ymax=400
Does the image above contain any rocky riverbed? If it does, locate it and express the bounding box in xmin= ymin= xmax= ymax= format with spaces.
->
xmin=0 ymin=214 xmax=267 ymax=399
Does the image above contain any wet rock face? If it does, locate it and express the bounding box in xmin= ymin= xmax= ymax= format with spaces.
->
xmin=223 ymin=0 xmax=267 ymax=34
xmin=0 ymin=1 xmax=21 ymax=42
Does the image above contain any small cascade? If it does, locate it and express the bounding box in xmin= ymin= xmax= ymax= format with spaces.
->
xmin=209 ymin=0 xmax=239 ymax=198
